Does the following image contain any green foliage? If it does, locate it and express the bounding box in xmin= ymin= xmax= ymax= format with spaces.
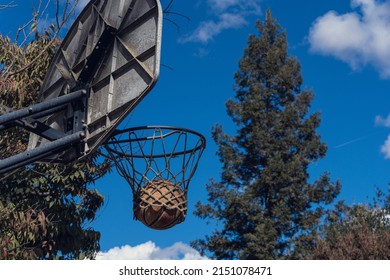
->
xmin=193 ymin=10 xmax=341 ymax=259
xmin=0 ymin=18 xmax=111 ymax=259
xmin=0 ymin=156 xmax=110 ymax=259
xmin=0 ymin=26 xmax=57 ymax=109
xmin=0 ymin=201 xmax=51 ymax=259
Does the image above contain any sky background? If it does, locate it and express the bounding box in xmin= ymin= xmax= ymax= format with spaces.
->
xmin=2 ymin=0 xmax=390 ymax=259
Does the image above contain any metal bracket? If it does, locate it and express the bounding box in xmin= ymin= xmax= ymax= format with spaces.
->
xmin=0 ymin=106 xmax=67 ymax=141
xmin=0 ymin=89 xmax=87 ymax=175
xmin=0 ymin=132 xmax=86 ymax=175
xmin=0 ymin=90 xmax=86 ymax=127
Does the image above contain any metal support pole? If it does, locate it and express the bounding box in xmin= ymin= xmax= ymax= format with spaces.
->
xmin=0 ymin=89 xmax=86 ymax=126
xmin=0 ymin=132 xmax=85 ymax=175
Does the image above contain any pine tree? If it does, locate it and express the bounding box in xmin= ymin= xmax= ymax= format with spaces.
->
xmin=193 ymin=10 xmax=341 ymax=259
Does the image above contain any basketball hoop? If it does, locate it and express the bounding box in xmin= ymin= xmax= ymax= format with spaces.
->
xmin=104 ymin=126 xmax=206 ymax=230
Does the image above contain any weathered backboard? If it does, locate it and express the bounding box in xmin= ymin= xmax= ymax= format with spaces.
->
xmin=28 ymin=0 xmax=162 ymax=163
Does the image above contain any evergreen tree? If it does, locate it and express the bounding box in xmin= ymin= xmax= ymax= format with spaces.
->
xmin=193 ymin=10 xmax=341 ymax=259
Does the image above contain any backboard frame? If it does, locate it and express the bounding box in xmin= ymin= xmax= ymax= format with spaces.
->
xmin=27 ymin=0 xmax=163 ymax=163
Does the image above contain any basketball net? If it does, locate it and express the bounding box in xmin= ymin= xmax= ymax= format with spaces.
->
xmin=104 ymin=126 xmax=206 ymax=230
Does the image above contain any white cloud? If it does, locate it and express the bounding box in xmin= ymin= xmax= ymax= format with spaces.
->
xmin=375 ymin=114 xmax=390 ymax=127
xmin=208 ymin=0 xmax=241 ymax=11
xmin=96 ymin=241 xmax=207 ymax=260
xmin=180 ymin=13 xmax=247 ymax=44
xmin=208 ymin=0 xmax=261 ymax=13
xmin=308 ymin=0 xmax=390 ymax=78
xmin=180 ymin=0 xmax=261 ymax=44
xmin=386 ymin=214 xmax=390 ymax=225
xmin=380 ymin=135 xmax=390 ymax=159
xmin=375 ymin=114 xmax=390 ymax=159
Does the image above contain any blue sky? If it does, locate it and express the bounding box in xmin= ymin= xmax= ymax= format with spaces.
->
xmin=2 ymin=0 xmax=390 ymax=259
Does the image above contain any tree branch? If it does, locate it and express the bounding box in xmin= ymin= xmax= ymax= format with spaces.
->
xmin=7 ymin=0 xmax=79 ymax=77
xmin=162 ymin=0 xmax=190 ymax=33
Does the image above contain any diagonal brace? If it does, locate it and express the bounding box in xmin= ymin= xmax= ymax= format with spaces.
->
xmin=0 ymin=132 xmax=86 ymax=175
xmin=0 ymin=89 xmax=86 ymax=127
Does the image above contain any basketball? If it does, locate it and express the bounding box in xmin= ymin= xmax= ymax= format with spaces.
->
xmin=134 ymin=180 xmax=187 ymax=230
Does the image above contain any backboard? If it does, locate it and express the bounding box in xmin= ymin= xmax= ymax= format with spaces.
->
xmin=28 ymin=0 xmax=162 ymax=163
